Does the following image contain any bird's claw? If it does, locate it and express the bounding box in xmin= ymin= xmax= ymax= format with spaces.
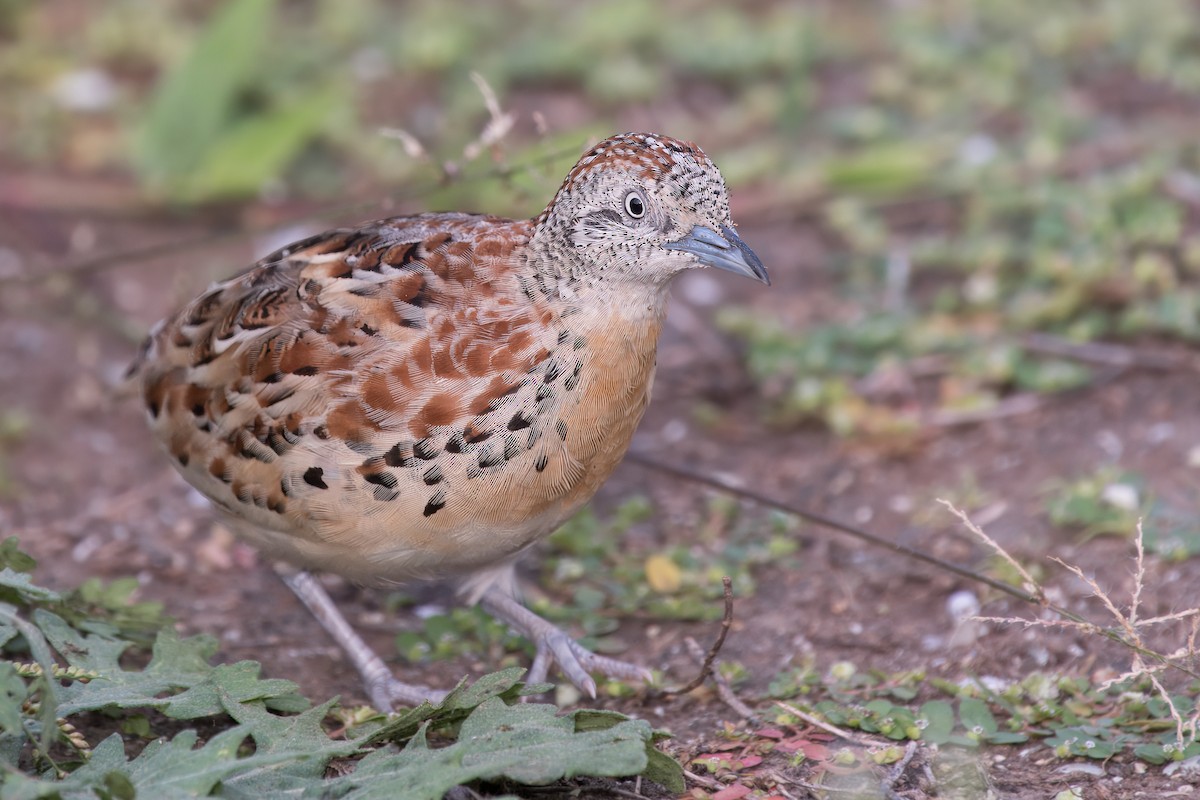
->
xmin=526 ymin=626 xmax=653 ymax=698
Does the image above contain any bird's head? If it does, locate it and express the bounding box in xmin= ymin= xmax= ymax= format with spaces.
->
xmin=533 ymin=133 xmax=769 ymax=290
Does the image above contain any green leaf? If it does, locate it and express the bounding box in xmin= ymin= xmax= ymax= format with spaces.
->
xmin=180 ymin=86 xmax=340 ymax=200
xmin=0 ymin=539 xmax=36 ymax=573
xmin=983 ymin=731 xmax=1030 ymax=744
xmin=0 ymin=661 xmax=29 ymax=739
xmin=0 ymin=568 xmax=60 ymax=606
xmin=822 ymin=143 xmax=939 ymax=195
xmin=157 ymin=662 xmax=307 ymax=719
xmin=918 ymin=700 xmax=955 ymax=744
xmin=219 ymin=698 xmax=366 ymax=795
xmin=1135 ymin=741 xmax=1179 ymax=763
xmin=365 ymin=667 xmax=526 ymax=745
xmin=135 ymin=0 xmax=277 ymax=189
xmin=33 ymin=611 xmax=305 ymax=719
xmin=959 ymin=698 xmax=998 ymax=736
xmin=573 ymin=710 xmax=683 ymax=793
xmin=333 ymin=697 xmax=655 ymax=799
xmin=57 ymin=726 xmax=306 ymax=799
xmin=0 ymin=604 xmax=60 ymax=756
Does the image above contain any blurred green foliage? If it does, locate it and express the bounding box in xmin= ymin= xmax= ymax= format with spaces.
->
xmin=5 ymin=0 xmax=1200 ymax=433
xmin=0 ymin=539 xmax=683 ymax=796
xmin=1041 ymin=467 xmax=1200 ymax=557
xmin=768 ymin=662 xmax=1200 ymax=763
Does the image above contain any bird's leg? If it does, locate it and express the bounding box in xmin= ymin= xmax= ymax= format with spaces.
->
xmin=480 ymin=585 xmax=652 ymax=697
xmin=278 ymin=568 xmax=446 ymax=711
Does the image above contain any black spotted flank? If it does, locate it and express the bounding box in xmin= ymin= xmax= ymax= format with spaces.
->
xmin=563 ymin=361 xmax=582 ymax=391
xmin=303 ymin=467 xmax=328 ymax=489
xmin=423 ymin=490 xmax=447 ymax=517
xmin=384 ymin=443 xmax=408 ymax=467
xmin=365 ymin=471 xmax=399 ymax=502
xmin=534 ymin=453 xmax=549 ymax=472
xmin=422 ymin=464 xmax=444 ymax=485
xmin=413 ymin=438 xmax=440 ymax=460
xmin=465 ymin=426 xmax=492 ymax=444
xmin=507 ymin=411 xmax=531 ymax=431
xmin=502 ymin=435 xmax=522 ymax=461
xmin=478 ymin=448 xmax=504 ymax=469
xmin=543 ymin=361 xmax=562 ymax=383
xmin=556 ymin=420 xmax=568 ymax=441
xmin=364 ymin=472 xmax=397 ymax=489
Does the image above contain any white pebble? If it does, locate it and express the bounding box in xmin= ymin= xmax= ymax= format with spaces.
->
xmin=1101 ymin=482 xmax=1139 ymax=511
xmin=51 ymin=68 xmax=117 ymax=112
xmin=946 ymin=590 xmax=980 ymax=621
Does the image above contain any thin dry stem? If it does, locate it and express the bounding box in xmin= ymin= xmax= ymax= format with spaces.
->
xmin=377 ymin=127 xmax=428 ymax=161
xmin=939 ymin=499 xmax=1043 ymax=601
xmin=1129 ymin=521 xmax=1146 ymax=629
xmin=662 ymin=576 xmax=735 ymax=697
xmin=1137 ymin=609 xmax=1200 ymax=627
xmin=973 ymin=616 xmax=1103 ymax=635
xmin=1147 ymin=668 xmax=1188 ymax=749
xmin=463 ymin=72 xmax=515 ymax=162
xmin=956 ymin=512 xmax=1199 ymax=752
xmin=1189 ymin=616 xmax=1199 ymax=669
xmin=1049 ymin=557 xmax=1141 ymax=644
xmin=776 ymin=700 xmax=872 ymax=746
xmin=683 ymin=636 xmax=758 ymax=720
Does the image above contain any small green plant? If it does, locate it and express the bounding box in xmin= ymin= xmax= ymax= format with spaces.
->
xmin=0 ymin=539 xmax=682 ymax=796
xmin=765 ymin=510 xmax=1200 ymax=766
xmin=1041 ymin=469 xmax=1200 ymax=559
xmin=1043 ymin=467 xmax=1145 ymax=538
xmin=771 ymin=662 xmax=1200 ymax=763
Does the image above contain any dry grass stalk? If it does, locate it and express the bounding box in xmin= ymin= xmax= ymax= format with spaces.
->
xmin=946 ymin=510 xmax=1200 ymax=752
xmin=937 ymin=498 xmax=1044 ymax=602
xmin=380 ymin=72 xmax=516 ymax=176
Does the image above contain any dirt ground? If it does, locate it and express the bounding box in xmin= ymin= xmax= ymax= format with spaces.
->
xmin=3 ymin=166 xmax=1199 ymax=798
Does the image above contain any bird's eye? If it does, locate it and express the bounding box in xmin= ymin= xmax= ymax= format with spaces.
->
xmin=624 ymin=191 xmax=646 ymax=219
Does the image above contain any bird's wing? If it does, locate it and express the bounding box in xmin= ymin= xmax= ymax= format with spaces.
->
xmin=134 ymin=213 xmax=571 ymax=579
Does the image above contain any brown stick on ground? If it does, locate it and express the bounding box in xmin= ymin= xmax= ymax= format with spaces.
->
xmin=659 ymin=576 xmax=735 ymax=696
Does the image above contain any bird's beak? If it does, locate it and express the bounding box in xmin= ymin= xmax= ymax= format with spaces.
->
xmin=663 ymin=224 xmax=769 ymax=285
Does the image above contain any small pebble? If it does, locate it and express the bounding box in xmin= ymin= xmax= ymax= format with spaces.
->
xmin=1055 ymin=763 xmax=1104 ymax=776
xmin=946 ymin=589 xmax=980 ymax=621
xmin=51 ymin=68 xmax=117 ymax=112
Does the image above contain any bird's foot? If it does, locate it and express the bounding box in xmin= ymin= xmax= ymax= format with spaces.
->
xmin=481 ymin=587 xmax=652 ymax=698
xmin=281 ymin=568 xmax=445 ymax=713
xmin=364 ymin=674 xmax=447 ymax=712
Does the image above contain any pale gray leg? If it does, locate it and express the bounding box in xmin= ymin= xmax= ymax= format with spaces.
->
xmin=279 ymin=569 xmax=446 ymax=711
xmin=480 ymin=585 xmax=652 ymax=697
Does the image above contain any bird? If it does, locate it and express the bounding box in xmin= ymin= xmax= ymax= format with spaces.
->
xmin=132 ymin=132 xmax=769 ymax=710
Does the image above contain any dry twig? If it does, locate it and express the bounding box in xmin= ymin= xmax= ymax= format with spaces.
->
xmin=682 ymin=636 xmax=758 ymax=720
xmin=776 ymin=700 xmax=872 ymax=746
xmin=660 ymin=577 xmax=735 ymax=697
xmin=937 ymin=499 xmax=1043 ymax=602
xmin=955 ymin=515 xmax=1200 ymax=752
